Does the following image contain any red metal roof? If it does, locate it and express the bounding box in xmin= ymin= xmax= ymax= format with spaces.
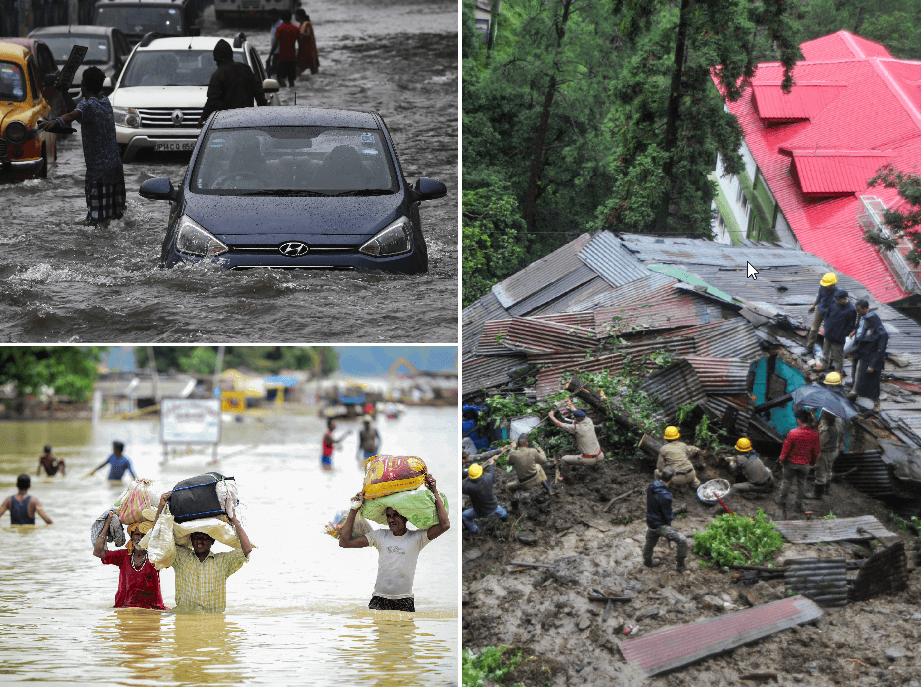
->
xmin=719 ymin=30 xmax=919 ymax=303
xmin=789 ymin=150 xmax=893 ymax=196
xmin=752 ymin=82 xmax=845 ymax=121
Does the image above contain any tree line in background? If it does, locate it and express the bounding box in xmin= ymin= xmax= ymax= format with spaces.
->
xmin=462 ymin=0 xmax=921 ymax=307
xmin=0 ymin=347 xmax=339 ymax=404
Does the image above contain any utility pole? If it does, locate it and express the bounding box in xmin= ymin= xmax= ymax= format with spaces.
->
xmin=147 ymin=345 xmax=161 ymax=404
xmin=213 ymin=345 xmax=226 ymax=397
xmin=69 ymin=0 xmax=79 ymax=23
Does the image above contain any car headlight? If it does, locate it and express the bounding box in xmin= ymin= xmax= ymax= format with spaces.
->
xmin=175 ymin=215 xmax=228 ymax=258
xmin=359 ymin=216 xmax=413 ymax=257
xmin=4 ymin=121 xmax=29 ymax=144
xmin=113 ymin=106 xmax=140 ymax=128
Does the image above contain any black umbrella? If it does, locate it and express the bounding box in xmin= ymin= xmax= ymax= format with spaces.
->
xmin=791 ymin=383 xmax=860 ymax=420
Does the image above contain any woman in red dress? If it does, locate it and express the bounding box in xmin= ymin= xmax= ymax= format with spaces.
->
xmin=295 ymin=8 xmax=320 ymax=77
xmin=93 ymin=511 xmax=167 ymax=610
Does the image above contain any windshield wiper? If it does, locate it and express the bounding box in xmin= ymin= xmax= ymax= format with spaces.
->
xmin=330 ymin=189 xmax=394 ymax=197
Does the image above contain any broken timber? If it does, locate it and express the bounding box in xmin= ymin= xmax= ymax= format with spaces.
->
xmin=772 ymin=515 xmax=895 ymax=544
xmin=619 ymin=595 xmax=823 ymax=677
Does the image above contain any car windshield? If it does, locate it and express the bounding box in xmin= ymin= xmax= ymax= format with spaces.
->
xmin=192 ymin=126 xmax=399 ymax=196
xmin=0 ymin=61 xmax=27 ymax=102
xmin=42 ymin=35 xmax=110 ymax=64
xmin=120 ymin=49 xmax=245 ymax=87
xmin=95 ymin=7 xmax=184 ymax=36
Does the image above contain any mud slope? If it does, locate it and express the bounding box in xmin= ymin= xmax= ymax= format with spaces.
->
xmin=462 ymin=457 xmax=921 ymax=686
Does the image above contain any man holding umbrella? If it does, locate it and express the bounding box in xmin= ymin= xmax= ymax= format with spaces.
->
xmin=805 ymin=372 xmax=847 ymax=501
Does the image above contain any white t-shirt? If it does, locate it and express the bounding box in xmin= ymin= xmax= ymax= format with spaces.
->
xmin=365 ymin=528 xmax=430 ymax=599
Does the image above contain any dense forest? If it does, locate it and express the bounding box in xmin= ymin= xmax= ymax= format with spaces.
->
xmin=462 ymin=0 xmax=921 ymax=306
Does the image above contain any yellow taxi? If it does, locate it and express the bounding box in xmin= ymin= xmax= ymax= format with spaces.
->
xmin=0 ymin=41 xmax=56 ymax=179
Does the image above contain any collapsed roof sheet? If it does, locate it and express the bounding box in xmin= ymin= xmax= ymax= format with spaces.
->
xmin=571 ymin=272 xmax=678 ymax=312
xmin=682 ymin=356 xmax=752 ymax=394
xmin=462 ymin=355 xmax=529 ymax=397
xmin=526 ymin=275 xmax=617 ymax=316
xmin=463 ymin=291 xmax=510 ymax=358
xmin=594 ymin=287 xmax=711 ymax=334
xmin=640 ymin=360 xmax=708 ymax=425
xmin=773 ymin=515 xmax=893 ymax=543
xmin=577 ymin=230 xmax=652 ymax=287
xmin=474 ymin=320 xmax=513 ymax=357
xmin=491 ymin=234 xmax=592 ymax=310
xmin=500 ymin=317 xmax=598 ymax=355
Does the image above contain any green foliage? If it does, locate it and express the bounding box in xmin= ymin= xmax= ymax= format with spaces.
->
xmin=866 ymin=165 xmax=921 ymax=269
xmin=136 ymin=347 xmax=338 ymax=376
xmin=692 ymin=509 xmax=785 ymax=567
xmin=795 ymin=0 xmax=921 ymax=59
xmin=0 ymin=347 xmax=103 ymax=401
xmin=462 ymin=186 xmax=528 ymax=306
xmin=823 ymin=511 xmax=837 ymax=520
xmin=462 ymin=646 xmax=523 ymax=687
xmin=694 ymin=414 xmax=730 ymax=451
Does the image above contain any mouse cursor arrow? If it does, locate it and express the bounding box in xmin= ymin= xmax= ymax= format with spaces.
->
xmin=747 ymin=262 xmax=759 ymax=280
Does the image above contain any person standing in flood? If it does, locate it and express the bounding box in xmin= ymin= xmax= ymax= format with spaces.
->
xmin=38 ymin=66 xmax=125 ymax=226
xmin=89 ymin=441 xmax=136 ymax=482
xmin=295 ymin=8 xmax=320 ymax=77
xmin=0 ymin=474 xmax=53 ymax=525
xmin=338 ymin=473 xmax=450 ymax=611
xmin=357 ymin=415 xmax=382 ymax=462
xmin=93 ymin=509 xmax=167 ymax=609
xmin=37 ymin=445 xmax=66 ymax=477
xmin=269 ymin=10 xmax=302 ymax=88
xmin=197 ymin=39 xmax=268 ymax=127
xmin=321 ymin=419 xmax=351 ymax=470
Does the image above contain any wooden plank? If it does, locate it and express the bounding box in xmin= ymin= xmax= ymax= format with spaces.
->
xmin=773 ymin=515 xmax=893 ymax=544
xmin=619 ymin=596 xmax=823 ymax=677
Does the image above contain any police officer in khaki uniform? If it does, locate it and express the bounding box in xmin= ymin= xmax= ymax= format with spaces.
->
xmin=726 ymin=437 xmax=773 ymax=497
xmin=656 ymin=426 xmax=701 ymax=489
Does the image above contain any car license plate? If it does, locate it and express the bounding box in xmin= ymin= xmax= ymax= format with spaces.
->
xmin=154 ymin=142 xmax=195 ymax=152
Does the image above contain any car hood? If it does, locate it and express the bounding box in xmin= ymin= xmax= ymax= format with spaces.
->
xmin=0 ymin=103 xmax=29 ymax=131
xmin=184 ymin=193 xmax=406 ymax=244
xmin=110 ymin=86 xmax=207 ymax=108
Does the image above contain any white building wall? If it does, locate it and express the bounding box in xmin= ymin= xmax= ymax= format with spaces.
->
xmin=773 ymin=209 xmax=799 ymax=247
xmin=713 ymin=152 xmax=751 ymax=238
xmin=741 ymin=141 xmax=758 ymax=183
xmin=710 ymin=199 xmax=732 ymax=245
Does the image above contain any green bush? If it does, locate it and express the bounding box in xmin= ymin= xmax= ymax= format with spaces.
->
xmin=692 ymin=509 xmax=784 ymax=567
xmin=463 ymin=646 xmax=523 ymax=687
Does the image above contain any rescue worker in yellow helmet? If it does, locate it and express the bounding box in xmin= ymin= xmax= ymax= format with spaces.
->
xmin=805 ymin=371 xmax=847 ymax=500
xmin=462 ymin=458 xmax=507 ymax=533
xmin=655 ymin=426 xmax=701 ymax=490
xmin=726 ymin=437 xmax=774 ymax=498
xmin=807 ymin=272 xmax=840 ymax=350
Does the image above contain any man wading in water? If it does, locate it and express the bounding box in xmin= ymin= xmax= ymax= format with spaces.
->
xmin=338 ymin=474 xmax=450 ymax=611
xmin=38 ymin=66 xmax=125 ymax=226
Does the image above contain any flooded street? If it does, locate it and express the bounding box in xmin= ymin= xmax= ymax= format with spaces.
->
xmin=0 ymin=0 xmax=458 ymax=343
xmin=0 ymin=405 xmax=458 ymax=685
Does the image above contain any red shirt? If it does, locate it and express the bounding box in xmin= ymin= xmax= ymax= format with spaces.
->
xmin=275 ymin=22 xmax=301 ymax=62
xmin=102 ymin=550 xmax=167 ymax=610
xmin=322 ymin=430 xmax=335 ymax=458
xmin=779 ymin=425 xmax=821 ymax=466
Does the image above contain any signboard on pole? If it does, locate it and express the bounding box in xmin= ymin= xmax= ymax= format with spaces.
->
xmin=160 ymin=398 xmax=221 ymax=444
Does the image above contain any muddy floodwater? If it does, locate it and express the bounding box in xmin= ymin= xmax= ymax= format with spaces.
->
xmin=0 ymin=0 xmax=458 ymax=343
xmin=0 ymin=405 xmax=458 ymax=685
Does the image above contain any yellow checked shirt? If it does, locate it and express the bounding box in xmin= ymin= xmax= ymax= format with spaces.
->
xmin=172 ymin=546 xmax=249 ymax=612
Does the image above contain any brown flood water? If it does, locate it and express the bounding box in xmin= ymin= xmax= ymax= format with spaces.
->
xmin=0 ymin=406 xmax=458 ymax=685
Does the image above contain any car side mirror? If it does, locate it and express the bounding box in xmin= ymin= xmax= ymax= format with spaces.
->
xmin=413 ymin=177 xmax=447 ymax=201
xmin=139 ymin=177 xmax=178 ymax=201
xmin=263 ymin=78 xmax=280 ymax=94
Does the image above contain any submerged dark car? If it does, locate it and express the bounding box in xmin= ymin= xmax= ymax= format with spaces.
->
xmin=139 ymin=106 xmax=447 ymax=273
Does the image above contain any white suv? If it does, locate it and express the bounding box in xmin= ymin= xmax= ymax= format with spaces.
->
xmin=108 ymin=33 xmax=280 ymax=162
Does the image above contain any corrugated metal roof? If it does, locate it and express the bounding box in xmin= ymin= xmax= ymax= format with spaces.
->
xmin=492 ymin=234 xmax=592 ymax=309
xmin=774 ymin=515 xmax=893 ymax=543
xmin=570 ymin=272 xmax=678 ymax=313
xmin=640 ymin=360 xmax=708 ymax=425
xmin=532 ymin=312 xmax=597 ymax=329
xmin=682 ymin=356 xmax=752 ymax=394
xmin=594 ymin=288 xmax=710 ymax=334
xmin=507 ymin=264 xmax=598 ymax=316
xmin=462 ymin=355 xmax=529 ymax=397
xmin=474 ymin=320 xmax=513 ymax=357
xmin=619 ymin=596 xmax=823 ymax=677
xmin=526 ymin=276 xmax=617 ymax=316
xmin=784 ymin=558 xmax=848 ymax=608
xmin=577 ymin=230 xmax=652 ymax=287
xmin=501 ymin=317 xmax=598 ymax=355
xmin=680 ymin=318 xmax=764 ymax=361
xmin=704 ymin=393 xmax=754 ymax=434
xmin=463 ymin=291 xmax=510 ymax=358
xmin=852 ymin=542 xmax=910 ymax=601
xmin=791 ymin=151 xmax=892 ymax=196
xmin=752 ymin=82 xmax=846 ymax=121
xmin=620 ymin=234 xmax=830 ymax=269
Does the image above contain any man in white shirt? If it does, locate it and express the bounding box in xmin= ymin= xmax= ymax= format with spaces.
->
xmin=338 ymin=473 xmax=450 ymax=611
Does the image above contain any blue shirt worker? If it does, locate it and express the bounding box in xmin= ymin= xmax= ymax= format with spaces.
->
xmin=0 ymin=474 xmax=53 ymax=525
xmin=90 ymin=441 xmax=137 ymax=482
xmin=38 ymin=66 xmax=125 ymax=226
xmin=806 ymin=272 xmax=840 ymax=349
xmin=462 ymin=459 xmax=507 ymax=533
xmin=642 ymin=468 xmax=689 ymax=573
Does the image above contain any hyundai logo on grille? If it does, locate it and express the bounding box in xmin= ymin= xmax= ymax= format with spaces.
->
xmin=279 ymin=241 xmax=309 ymax=257
xmin=171 ymin=109 xmax=184 ymax=126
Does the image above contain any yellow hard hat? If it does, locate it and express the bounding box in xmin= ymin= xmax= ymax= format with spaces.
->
xmin=824 ymin=371 xmax=842 ymax=386
xmin=820 ymin=272 xmax=837 ymax=287
xmin=664 ymin=426 xmax=680 ymax=440
xmin=468 ymin=463 xmax=483 ymax=479
xmin=735 ymin=437 xmax=753 ymax=452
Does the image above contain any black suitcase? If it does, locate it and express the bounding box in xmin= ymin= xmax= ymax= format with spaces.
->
xmin=169 ymin=472 xmax=234 ymax=524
